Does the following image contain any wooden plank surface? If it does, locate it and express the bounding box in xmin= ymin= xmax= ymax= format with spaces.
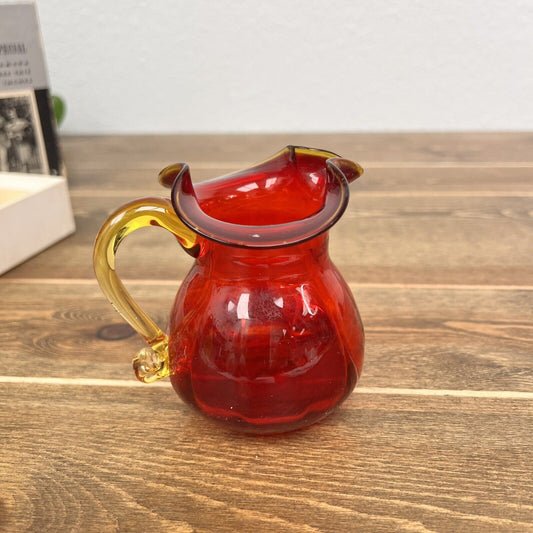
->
xmin=1 ymin=282 xmax=532 ymax=392
xmin=0 ymin=384 xmax=533 ymax=533
xmin=60 ymin=132 xmax=533 ymax=167
xmin=1 ymin=133 xmax=532 ymax=532
xmin=4 ymin=184 xmax=532 ymax=284
xmin=1 ymin=384 xmax=532 ymax=533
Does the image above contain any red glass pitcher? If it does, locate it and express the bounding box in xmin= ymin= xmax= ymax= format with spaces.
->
xmin=94 ymin=146 xmax=364 ymax=433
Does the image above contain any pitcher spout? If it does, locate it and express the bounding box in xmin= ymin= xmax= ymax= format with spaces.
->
xmin=158 ymin=162 xmax=190 ymax=189
xmin=328 ymin=157 xmax=364 ymax=184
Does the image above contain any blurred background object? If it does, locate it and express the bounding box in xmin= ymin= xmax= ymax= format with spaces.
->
xmin=52 ymin=94 xmax=65 ymax=126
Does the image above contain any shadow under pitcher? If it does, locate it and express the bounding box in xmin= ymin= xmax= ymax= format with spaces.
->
xmin=93 ymin=146 xmax=365 ymax=434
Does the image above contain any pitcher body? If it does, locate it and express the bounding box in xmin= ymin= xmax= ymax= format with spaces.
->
xmin=168 ymin=234 xmax=363 ymax=433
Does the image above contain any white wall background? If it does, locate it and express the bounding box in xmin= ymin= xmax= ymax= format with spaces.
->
xmin=32 ymin=0 xmax=533 ymax=133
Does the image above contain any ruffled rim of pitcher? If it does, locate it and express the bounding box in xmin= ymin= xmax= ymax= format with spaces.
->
xmin=170 ymin=146 xmax=358 ymax=249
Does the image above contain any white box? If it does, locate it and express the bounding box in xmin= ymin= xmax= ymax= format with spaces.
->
xmin=0 ymin=172 xmax=75 ymax=274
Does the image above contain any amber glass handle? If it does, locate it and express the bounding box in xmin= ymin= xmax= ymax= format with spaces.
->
xmin=93 ymin=197 xmax=197 ymax=383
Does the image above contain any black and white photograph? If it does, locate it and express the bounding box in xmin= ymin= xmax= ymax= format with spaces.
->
xmin=0 ymin=89 xmax=48 ymax=173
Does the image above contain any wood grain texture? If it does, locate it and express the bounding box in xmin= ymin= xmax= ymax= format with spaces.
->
xmin=1 ymin=133 xmax=532 ymax=532
xmin=3 ymin=189 xmax=532 ymax=284
xmin=1 ymin=383 xmax=532 ymax=533
xmin=60 ymin=132 xmax=533 ymax=170
xmin=64 ymin=165 xmax=533 ymax=196
xmin=1 ymin=281 xmax=532 ymax=392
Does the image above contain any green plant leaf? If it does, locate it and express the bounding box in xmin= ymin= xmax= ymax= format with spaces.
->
xmin=52 ymin=95 xmax=66 ymax=126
